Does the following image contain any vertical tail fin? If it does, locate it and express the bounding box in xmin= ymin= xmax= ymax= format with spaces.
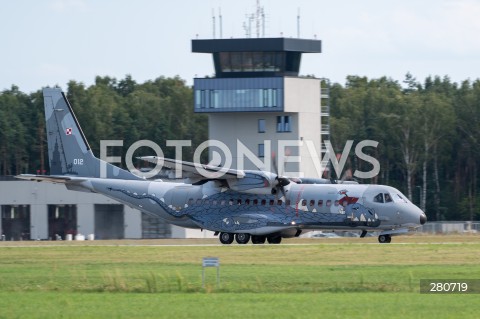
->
xmin=43 ymin=88 xmax=140 ymax=180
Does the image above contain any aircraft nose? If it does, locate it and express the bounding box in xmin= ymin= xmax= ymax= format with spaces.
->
xmin=420 ymin=213 xmax=427 ymax=225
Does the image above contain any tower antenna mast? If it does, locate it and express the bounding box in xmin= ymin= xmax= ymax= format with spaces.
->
xmin=212 ymin=8 xmax=216 ymax=39
xmin=297 ymin=8 xmax=300 ymax=38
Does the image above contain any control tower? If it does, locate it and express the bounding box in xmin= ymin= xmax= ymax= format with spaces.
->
xmin=192 ymin=37 xmax=329 ymax=178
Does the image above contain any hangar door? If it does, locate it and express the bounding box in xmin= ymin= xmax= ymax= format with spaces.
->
xmin=1 ymin=205 xmax=30 ymax=240
xmin=48 ymin=205 xmax=77 ymax=240
xmin=94 ymin=204 xmax=124 ymax=239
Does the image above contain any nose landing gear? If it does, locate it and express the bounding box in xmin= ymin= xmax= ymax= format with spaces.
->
xmin=378 ymin=234 xmax=392 ymax=243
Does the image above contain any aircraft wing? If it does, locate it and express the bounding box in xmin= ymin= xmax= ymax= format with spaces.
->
xmin=139 ymin=156 xmax=283 ymax=195
xmin=139 ymin=156 xmax=245 ymax=180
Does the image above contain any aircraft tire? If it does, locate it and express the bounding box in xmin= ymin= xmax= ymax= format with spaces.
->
xmin=219 ymin=232 xmax=234 ymax=245
xmin=378 ymin=234 xmax=391 ymax=244
xmin=235 ymin=233 xmax=251 ymax=244
xmin=267 ymin=235 xmax=282 ymax=244
xmin=251 ymin=235 xmax=266 ymax=244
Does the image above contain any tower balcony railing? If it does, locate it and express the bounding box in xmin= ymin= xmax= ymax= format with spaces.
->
xmin=320 ymin=160 xmax=330 ymax=170
xmin=321 ymin=88 xmax=330 ymax=99
xmin=321 ymin=124 xmax=330 ymax=134
xmin=321 ymin=105 xmax=330 ymax=116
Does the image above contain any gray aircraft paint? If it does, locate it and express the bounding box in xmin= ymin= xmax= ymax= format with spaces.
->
xmin=43 ymin=88 xmax=140 ymax=180
xmin=17 ymin=88 xmax=426 ymax=242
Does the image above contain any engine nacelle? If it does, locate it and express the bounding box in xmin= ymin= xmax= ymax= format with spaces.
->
xmin=226 ymin=171 xmax=277 ymax=195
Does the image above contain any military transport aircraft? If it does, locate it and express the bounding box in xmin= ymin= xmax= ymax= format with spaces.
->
xmin=16 ymin=88 xmax=427 ymax=244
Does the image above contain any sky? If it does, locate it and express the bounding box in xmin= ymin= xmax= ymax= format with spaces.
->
xmin=2 ymin=0 xmax=480 ymax=93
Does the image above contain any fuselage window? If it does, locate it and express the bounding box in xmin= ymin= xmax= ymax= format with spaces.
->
xmin=334 ymin=200 xmax=339 ymax=206
xmin=261 ymin=199 xmax=266 ymax=205
xmin=237 ymin=199 xmax=242 ymax=205
xmin=277 ymin=199 xmax=283 ymax=205
xmin=203 ymin=199 xmax=210 ymax=205
xmin=245 ymin=199 xmax=251 ymax=205
xmin=253 ymin=199 xmax=258 ymax=205
xmin=374 ymin=193 xmax=384 ymax=203
xmin=309 ymin=200 xmax=315 ymax=207
xmin=269 ymin=199 xmax=275 ymax=205
xmin=384 ymin=193 xmax=392 ymax=203
xmin=302 ymin=199 xmax=307 ymax=206
xmin=220 ymin=200 xmax=226 ymax=206
xmin=196 ymin=199 xmax=202 ymax=205
xmin=326 ymin=200 xmax=332 ymax=207
xmin=212 ymin=200 xmax=217 ymax=206
xmin=188 ymin=198 xmax=194 ymax=205
xmin=317 ymin=200 xmax=323 ymax=207
xmin=286 ymin=199 xmax=291 ymax=206
xmin=229 ymin=199 xmax=234 ymax=205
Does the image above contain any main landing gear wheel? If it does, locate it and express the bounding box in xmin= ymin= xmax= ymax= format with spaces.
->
xmin=267 ymin=235 xmax=282 ymax=244
xmin=251 ymin=235 xmax=266 ymax=244
xmin=219 ymin=232 xmax=234 ymax=245
xmin=378 ymin=234 xmax=392 ymax=243
xmin=235 ymin=233 xmax=251 ymax=244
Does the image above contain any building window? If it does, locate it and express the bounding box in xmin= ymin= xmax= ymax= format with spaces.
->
xmin=194 ymin=88 xmax=282 ymax=110
xmin=261 ymin=88 xmax=277 ymax=107
xmin=258 ymin=119 xmax=266 ymax=133
xmin=277 ymin=116 xmax=292 ymax=132
xmin=258 ymin=144 xmax=265 ymax=158
xmin=218 ymin=51 xmax=285 ymax=73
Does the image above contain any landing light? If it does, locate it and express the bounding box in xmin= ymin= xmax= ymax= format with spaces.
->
xmin=291 ymin=221 xmax=296 ymax=225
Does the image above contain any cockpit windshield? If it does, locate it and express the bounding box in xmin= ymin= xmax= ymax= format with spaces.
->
xmin=373 ymin=193 xmax=394 ymax=203
xmin=373 ymin=189 xmax=411 ymax=204
xmin=391 ymin=193 xmax=409 ymax=203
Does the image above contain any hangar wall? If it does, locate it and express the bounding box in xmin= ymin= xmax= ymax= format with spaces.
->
xmin=0 ymin=180 xmax=145 ymax=240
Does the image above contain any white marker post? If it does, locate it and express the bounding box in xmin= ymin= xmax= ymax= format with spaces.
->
xmin=202 ymin=257 xmax=220 ymax=288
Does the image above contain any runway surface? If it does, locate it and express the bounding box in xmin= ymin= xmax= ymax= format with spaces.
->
xmin=0 ymin=234 xmax=478 ymax=248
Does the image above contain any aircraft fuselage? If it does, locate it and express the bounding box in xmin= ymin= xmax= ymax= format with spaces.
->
xmin=80 ymin=178 xmax=425 ymax=239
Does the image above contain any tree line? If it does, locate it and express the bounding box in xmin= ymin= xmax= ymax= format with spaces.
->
xmin=328 ymin=74 xmax=480 ymax=222
xmin=0 ymin=74 xmax=479 ymax=221
xmin=0 ymin=75 xmax=208 ymax=176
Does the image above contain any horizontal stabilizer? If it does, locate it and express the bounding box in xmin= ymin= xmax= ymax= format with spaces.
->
xmin=15 ymin=174 xmax=87 ymax=184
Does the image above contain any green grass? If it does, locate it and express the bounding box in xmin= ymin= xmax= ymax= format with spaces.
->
xmin=0 ymin=237 xmax=479 ymax=318
xmin=0 ymin=292 xmax=478 ymax=319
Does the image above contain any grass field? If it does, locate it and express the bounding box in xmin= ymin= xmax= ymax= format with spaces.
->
xmin=0 ymin=235 xmax=479 ymax=318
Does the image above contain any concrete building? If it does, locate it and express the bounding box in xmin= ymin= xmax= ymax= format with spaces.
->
xmin=192 ymin=37 xmax=329 ymax=178
xmin=0 ymin=178 xmax=171 ymax=240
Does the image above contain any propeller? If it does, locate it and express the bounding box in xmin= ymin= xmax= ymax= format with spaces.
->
xmin=271 ymin=152 xmax=290 ymax=198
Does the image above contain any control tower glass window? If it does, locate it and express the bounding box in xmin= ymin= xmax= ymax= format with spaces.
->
xmin=219 ymin=52 xmax=285 ymax=73
xmin=194 ymin=77 xmax=284 ymax=112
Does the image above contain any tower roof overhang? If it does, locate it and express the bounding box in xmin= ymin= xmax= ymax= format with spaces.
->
xmin=192 ymin=37 xmax=321 ymax=53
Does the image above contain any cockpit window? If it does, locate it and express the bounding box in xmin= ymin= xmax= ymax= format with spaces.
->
xmin=374 ymin=193 xmax=384 ymax=203
xmin=392 ymin=193 xmax=408 ymax=203
xmin=384 ymin=193 xmax=393 ymax=202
